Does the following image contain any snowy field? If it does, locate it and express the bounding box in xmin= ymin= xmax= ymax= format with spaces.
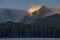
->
xmin=0 ymin=38 xmax=60 ymax=40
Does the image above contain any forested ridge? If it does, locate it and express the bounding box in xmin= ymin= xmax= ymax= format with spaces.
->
xmin=0 ymin=21 xmax=60 ymax=38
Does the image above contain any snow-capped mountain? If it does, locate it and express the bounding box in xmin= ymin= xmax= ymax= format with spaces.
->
xmin=27 ymin=5 xmax=54 ymax=17
xmin=21 ymin=5 xmax=55 ymax=24
xmin=0 ymin=8 xmax=25 ymax=22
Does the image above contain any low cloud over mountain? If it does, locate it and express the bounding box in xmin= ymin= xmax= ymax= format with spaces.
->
xmin=0 ymin=8 xmax=25 ymax=22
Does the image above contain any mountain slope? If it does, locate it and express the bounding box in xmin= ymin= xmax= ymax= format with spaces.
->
xmin=34 ymin=14 xmax=60 ymax=25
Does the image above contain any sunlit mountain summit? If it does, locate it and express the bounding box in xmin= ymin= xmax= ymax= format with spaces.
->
xmin=27 ymin=5 xmax=44 ymax=15
xmin=27 ymin=5 xmax=53 ymax=17
xmin=21 ymin=5 xmax=60 ymax=24
xmin=21 ymin=5 xmax=54 ymax=24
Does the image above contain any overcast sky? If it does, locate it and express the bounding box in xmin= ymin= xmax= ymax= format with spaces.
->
xmin=0 ymin=0 xmax=60 ymax=10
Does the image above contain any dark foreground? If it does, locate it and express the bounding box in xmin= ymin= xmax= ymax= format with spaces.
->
xmin=0 ymin=21 xmax=60 ymax=38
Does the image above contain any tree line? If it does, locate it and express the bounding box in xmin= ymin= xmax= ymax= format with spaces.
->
xmin=0 ymin=21 xmax=60 ymax=38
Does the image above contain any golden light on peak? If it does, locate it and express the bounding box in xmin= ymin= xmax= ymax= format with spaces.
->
xmin=53 ymin=6 xmax=60 ymax=14
xmin=27 ymin=5 xmax=44 ymax=15
xmin=55 ymin=9 xmax=60 ymax=14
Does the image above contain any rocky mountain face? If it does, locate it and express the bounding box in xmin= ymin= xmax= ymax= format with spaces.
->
xmin=21 ymin=5 xmax=55 ymax=24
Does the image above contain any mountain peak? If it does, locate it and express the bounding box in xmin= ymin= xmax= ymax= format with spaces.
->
xmin=27 ymin=5 xmax=44 ymax=15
